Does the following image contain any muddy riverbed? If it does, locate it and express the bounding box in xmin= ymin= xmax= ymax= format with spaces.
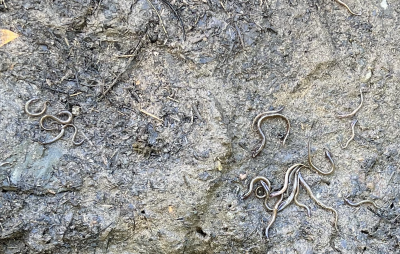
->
xmin=0 ymin=0 xmax=399 ymax=253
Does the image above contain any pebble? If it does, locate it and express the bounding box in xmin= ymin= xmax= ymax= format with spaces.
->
xmin=239 ymin=173 xmax=247 ymax=180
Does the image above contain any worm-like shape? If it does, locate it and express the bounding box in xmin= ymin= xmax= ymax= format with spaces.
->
xmin=344 ymin=198 xmax=379 ymax=208
xmin=299 ymin=173 xmax=338 ymax=230
xmin=255 ymin=180 xmax=271 ymax=199
xmin=39 ymin=128 xmax=65 ymax=145
xmin=25 ymin=98 xmax=49 ymax=117
xmin=270 ymin=164 xmax=307 ymax=197
xmin=63 ymin=124 xmax=84 ymax=146
xmin=337 ymin=88 xmax=364 ymax=118
xmin=294 ymin=180 xmax=311 ymax=217
xmin=278 ymin=168 xmax=301 ymax=212
xmin=265 ymin=194 xmax=284 ymax=238
xmin=252 ymin=113 xmax=290 ymax=157
xmin=308 ymin=141 xmax=335 ymax=175
xmin=334 ymin=0 xmax=361 ymax=16
xmin=242 ymin=176 xmax=271 ymax=200
xmin=251 ymin=107 xmax=285 ymax=131
xmin=40 ymin=111 xmax=73 ymax=131
xmin=342 ymin=119 xmax=358 ymax=149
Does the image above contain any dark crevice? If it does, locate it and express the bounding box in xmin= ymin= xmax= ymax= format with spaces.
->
xmin=195 ymin=227 xmax=207 ymax=237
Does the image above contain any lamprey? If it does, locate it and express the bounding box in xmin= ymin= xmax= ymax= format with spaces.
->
xmin=334 ymin=0 xmax=361 ymax=16
xmin=344 ymin=198 xmax=379 ymax=208
xmin=252 ymin=107 xmax=285 ymax=131
xmin=253 ymin=113 xmax=290 ymax=157
xmin=263 ymin=196 xmax=275 ymax=212
xmin=308 ymin=141 xmax=335 ymax=175
xmin=243 ymin=111 xmax=343 ymax=237
xmin=63 ymin=124 xmax=85 ymax=146
xmin=342 ymin=119 xmax=358 ymax=149
xmin=255 ymin=180 xmax=271 ymax=199
xmin=25 ymin=98 xmax=49 ymax=117
xmin=337 ymin=88 xmax=364 ymax=118
xmin=294 ymin=180 xmax=311 ymax=217
xmin=242 ymin=176 xmax=271 ymax=200
xmin=270 ymin=164 xmax=307 ymax=197
xmin=299 ymin=173 xmax=338 ymax=230
xmin=39 ymin=128 xmax=65 ymax=145
xmin=40 ymin=111 xmax=73 ymax=131
xmin=265 ymin=194 xmax=283 ymax=238
xmin=278 ymin=168 xmax=301 ymax=212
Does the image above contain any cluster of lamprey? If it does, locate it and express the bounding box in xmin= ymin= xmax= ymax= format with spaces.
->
xmin=243 ymin=94 xmax=378 ymax=238
xmin=25 ymin=98 xmax=84 ymax=145
xmin=244 ymin=114 xmax=338 ymax=238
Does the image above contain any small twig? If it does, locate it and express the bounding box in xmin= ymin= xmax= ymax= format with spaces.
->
xmin=117 ymin=111 xmax=128 ymax=116
xmin=234 ymin=23 xmax=245 ymax=49
xmin=146 ymin=0 xmax=168 ymax=36
xmin=337 ymin=88 xmax=364 ymax=118
xmin=100 ymin=71 xmax=124 ymax=99
xmin=41 ymin=85 xmax=69 ymax=94
xmin=167 ymin=96 xmax=179 ymax=103
xmin=128 ymin=88 xmax=141 ymax=102
xmin=69 ymin=92 xmax=82 ymax=97
xmin=0 ymin=0 xmax=7 ymax=8
xmin=219 ymin=0 xmax=226 ymax=11
xmin=116 ymin=54 xmax=139 ymax=58
xmin=64 ymin=37 xmax=70 ymax=47
xmin=98 ymin=38 xmax=143 ymax=100
xmin=160 ymin=0 xmax=186 ymax=41
xmin=80 ymin=130 xmax=94 ymax=147
xmin=387 ymin=171 xmax=395 ymax=184
xmin=192 ymin=103 xmax=203 ymax=121
xmin=190 ymin=107 xmax=194 ymax=124
xmin=139 ymin=108 xmax=163 ymax=122
xmin=169 ymin=116 xmax=180 ymax=122
xmin=74 ymin=69 xmax=80 ymax=87
xmin=108 ymin=149 xmax=119 ymax=168
xmin=342 ymin=119 xmax=357 ymax=149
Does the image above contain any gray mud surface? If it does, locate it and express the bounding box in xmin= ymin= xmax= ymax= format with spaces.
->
xmin=1 ymin=0 xmax=399 ymax=253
